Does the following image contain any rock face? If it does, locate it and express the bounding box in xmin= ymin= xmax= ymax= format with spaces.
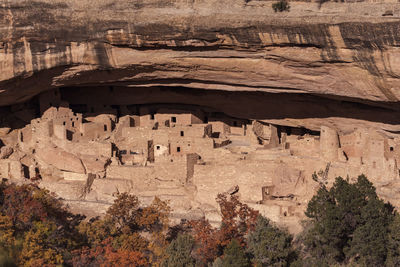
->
xmin=1 ymin=0 xmax=400 ymax=133
xmin=1 ymin=0 xmax=400 ymax=104
xmin=2 ymin=0 xmax=400 ymax=232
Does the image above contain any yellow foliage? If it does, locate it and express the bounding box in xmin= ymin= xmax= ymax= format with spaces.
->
xmin=20 ymin=221 xmax=64 ymax=266
xmin=114 ymin=232 xmax=149 ymax=252
xmin=140 ymin=197 xmax=171 ymax=266
xmin=78 ymin=217 xmax=118 ymax=246
xmin=0 ymin=215 xmax=15 ymax=247
xmin=0 ymin=214 xmax=20 ymax=262
xmin=138 ymin=196 xmax=171 ymax=231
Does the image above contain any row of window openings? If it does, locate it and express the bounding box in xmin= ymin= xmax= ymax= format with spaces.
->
xmin=157 ymin=144 xmax=395 ymax=155
xmin=155 ymin=145 xmax=187 ymax=152
xmin=49 ymin=99 xmax=234 ymax=127
xmin=63 ymin=121 xmax=76 ymax=127
xmin=150 ymin=115 xmax=177 ymax=123
xmin=112 ymin=145 xmax=180 ymax=154
xmin=57 ymin=110 xmax=238 ymax=128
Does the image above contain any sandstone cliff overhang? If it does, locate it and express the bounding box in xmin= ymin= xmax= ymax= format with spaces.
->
xmin=1 ymin=0 xmax=400 ymax=132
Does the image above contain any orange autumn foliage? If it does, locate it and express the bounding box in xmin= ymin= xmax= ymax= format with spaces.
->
xmin=190 ymin=193 xmax=259 ymax=265
xmin=190 ymin=219 xmax=220 ymax=265
xmin=72 ymin=238 xmax=147 ymax=267
xmin=216 ymin=193 xmax=259 ymax=246
xmin=73 ymin=194 xmax=171 ymax=266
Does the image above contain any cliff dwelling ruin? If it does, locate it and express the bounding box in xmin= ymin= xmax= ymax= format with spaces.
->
xmin=3 ymin=0 xmax=400 ymax=233
xmin=1 ymin=85 xmax=400 ymax=233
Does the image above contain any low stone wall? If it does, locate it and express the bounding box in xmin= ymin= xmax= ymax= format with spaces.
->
xmin=106 ymin=165 xmax=155 ymax=180
xmin=62 ymin=171 xmax=88 ymax=181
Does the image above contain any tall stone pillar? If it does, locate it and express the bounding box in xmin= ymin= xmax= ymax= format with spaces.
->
xmin=320 ymin=126 xmax=339 ymax=161
xmin=265 ymin=124 xmax=280 ymax=148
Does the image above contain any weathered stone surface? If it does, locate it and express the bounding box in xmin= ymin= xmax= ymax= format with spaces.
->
xmin=0 ymin=128 xmax=11 ymax=137
xmin=36 ymin=146 xmax=86 ymax=174
xmin=0 ymin=146 xmax=13 ymax=159
xmin=80 ymin=155 xmax=110 ymax=175
xmin=1 ymin=0 xmax=400 ymax=112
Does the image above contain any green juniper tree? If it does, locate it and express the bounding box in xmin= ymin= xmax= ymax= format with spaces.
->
xmin=221 ymin=239 xmax=250 ymax=267
xmin=302 ymin=175 xmax=395 ymax=266
xmin=386 ymin=214 xmax=400 ymax=266
xmin=162 ymin=233 xmax=195 ymax=267
xmin=247 ymin=215 xmax=296 ymax=266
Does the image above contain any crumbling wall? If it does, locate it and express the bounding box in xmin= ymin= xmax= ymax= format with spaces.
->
xmin=31 ymin=119 xmax=53 ymax=142
xmin=86 ymin=114 xmax=116 ymax=132
xmin=155 ymin=108 xmax=204 ymax=126
xmin=288 ymin=136 xmax=320 ymax=157
xmin=0 ymin=160 xmax=23 ymax=179
xmin=167 ymin=124 xmax=212 ymax=139
xmin=186 ymin=153 xmax=199 ymax=184
xmin=18 ymin=125 xmax=33 ymax=147
xmin=114 ymin=115 xmax=137 ymax=138
xmin=252 ymin=121 xmax=272 ymax=141
xmin=209 ymin=121 xmax=230 ymax=136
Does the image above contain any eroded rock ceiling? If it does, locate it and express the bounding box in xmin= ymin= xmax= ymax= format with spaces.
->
xmin=1 ymin=0 xmax=400 ymax=131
